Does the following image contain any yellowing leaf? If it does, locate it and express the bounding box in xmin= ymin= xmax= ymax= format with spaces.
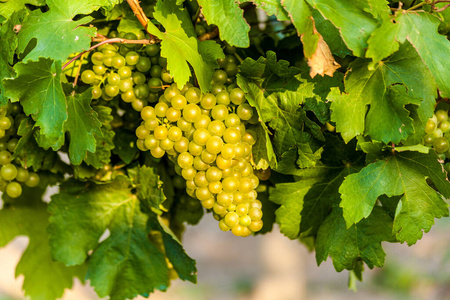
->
xmin=307 ymin=30 xmax=341 ymax=78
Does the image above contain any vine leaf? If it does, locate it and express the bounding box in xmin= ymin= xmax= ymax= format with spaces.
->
xmin=0 ymin=0 xmax=44 ymax=18
xmin=329 ymin=43 xmax=437 ymax=143
xmin=3 ymin=58 xmax=67 ymax=144
xmin=65 ymin=89 xmax=103 ymax=165
xmin=307 ymin=29 xmax=341 ymax=78
xmin=367 ymin=11 xmax=450 ymax=98
xmin=84 ymin=105 xmax=115 ymax=168
xmin=16 ymin=0 xmax=103 ymax=63
xmin=305 ymin=0 xmax=385 ymax=57
xmin=148 ymin=0 xmax=223 ymax=91
xmin=243 ymin=0 xmax=289 ymax=21
xmin=316 ymin=207 xmax=396 ymax=272
xmin=339 ymin=151 xmax=450 ymax=245
xmin=281 ymin=0 xmax=318 ymax=57
xmin=0 ymin=188 xmax=86 ymax=300
xmin=48 ymin=176 xmax=170 ymax=299
xmin=197 ymin=0 xmax=250 ymax=47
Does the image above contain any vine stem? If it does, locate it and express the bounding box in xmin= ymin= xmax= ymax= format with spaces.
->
xmin=61 ymin=37 xmax=152 ymax=70
xmin=72 ymin=52 xmax=86 ymax=87
xmin=198 ymin=27 xmax=219 ymax=41
xmin=126 ymin=0 xmax=158 ymax=42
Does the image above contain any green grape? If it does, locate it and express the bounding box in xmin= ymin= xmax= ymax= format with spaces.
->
xmin=444 ymin=162 xmax=450 ymax=173
xmin=81 ymin=70 xmax=96 ymax=84
xmin=151 ymin=147 xmax=165 ymax=158
xmin=200 ymin=93 xmax=216 ymax=109
xmin=425 ymin=118 xmax=437 ymax=134
xmin=239 ymin=177 xmax=254 ymax=193
xmin=433 ymin=137 xmax=449 ymax=153
xmin=224 ymin=212 xmax=239 ymax=227
xmin=15 ymin=167 xmax=29 ymax=183
xmin=119 ymin=78 xmax=134 ymax=92
xmin=436 ymin=110 xmax=448 ymax=123
xmin=206 ymin=136 xmax=223 ymax=155
xmin=248 ymin=220 xmax=263 ymax=232
xmin=92 ymin=85 xmax=102 ymax=99
xmin=150 ymin=65 xmax=162 ymax=78
xmin=6 ymin=181 xmax=22 ymax=198
xmin=224 ymin=63 xmax=238 ymax=77
xmin=239 ymin=215 xmax=252 ymax=227
xmin=125 ymin=51 xmax=140 ymax=65
xmin=93 ymin=65 xmax=107 ymax=75
xmin=144 ymin=135 xmax=159 ymax=150
xmin=134 ymin=84 xmax=150 ymax=99
xmin=193 ymin=156 xmax=209 ymax=171
xmin=439 ymin=121 xmax=450 ymax=133
xmin=1 ymin=163 xmax=17 ymax=181
xmin=0 ymin=150 xmax=12 ymax=165
xmin=223 ymin=127 xmax=241 ymax=144
xmin=168 ymin=126 xmax=183 ymax=141
xmin=221 ymin=143 xmax=236 ymax=159
xmin=183 ymin=103 xmax=202 ymax=123
xmin=145 ymin=44 xmax=160 ymax=57
xmin=104 ymin=84 xmax=120 ymax=97
xmin=178 ymin=152 xmax=194 ymax=169
xmin=132 ymin=99 xmax=146 ymax=112
xmin=194 ymin=115 xmax=211 ymax=129
xmin=141 ymin=106 xmax=156 ymax=120
xmin=216 ymin=154 xmax=232 ymax=170
xmin=118 ymin=66 xmax=132 ymax=79
xmin=224 ymin=113 xmax=240 ymax=128
xmin=133 ymin=72 xmax=147 ymax=85
xmin=174 ymin=137 xmax=189 ymax=153
xmin=171 ymin=95 xmax=187 ymax=110
xmin=155 ymin=102 xmax=169 ymax=118
xmin=194 ymin=171 xmax=209 ymax=187
xmin=148 ymin=77 xmax=163 ymax=92
xmin=231 ymin=224 xmax=245 ymax=237
xmin=177 ymin=118 xmax=192 ymax=132
xmin=160 ymin=138 xmax=174 ymax=151
xmin=112 ymin=55 xmax=126 ymax=69
xmin=201 ymin=149 xmax=216 ymax=164
xmin=108 ymin=73 xmax=121 ymax=86
xmin=164 ymin=87 xmax=181 ymax=101
xmin=166 ymin=107 xmax=181 ymax=123
xmin=432 ymin=128 xmax=444 ymax=138
xmin=241 ymin=131 xmax=256 ymax=145
xmin=211 ymin=104 xmax=229 ymax=121
xmin=136 ymin=56 xmax=151 ymax=72
xmin=212 ymin=70 xmax=228 ymax=85
xmin=121 ymin=90 xmax=136 ymax=103
xmin=208 ymin=120 xmax=226 ymax=136
xmin=185 ymin=87 xmax=202 ymax=104
xmin=161 ymin=71 xmax=173 ymax=83
xmin=158 ymin=56 xmax=167 ymax=67
xmin=7 ymin=138 xmax=17 ymax=152
xmin=91 ymin=52 xmax=104 ymax=65
xmin=193 ymin=128 xmax=211 ymax=146
xmin=206 ymin=166 xmax=222 ymax=182
xmin=255 ymin=168 xmax=271 ymax=181
xmin=423 ymin=134 xmax=435 ymax=145
xmin=0 ymin=116 xmax=11 ymax=130
xmin=222 ymin=177 xmax=239 ymax=193
xmin=211 ymin=84 xmax=226 ymax=95
xmin=136 ymin=125 xmax=150 ymax=139
xmin=147 ymin=92 xmax=159 ymax=103
xmin=237 ymin=103 xmax=253 ymax=120
xmin=195 ymin=24 xmax=206 ymax=36
xmin=216 ymin=91 xmax=230 ymax=105
xmin=154 ymin=125 xmax=169 ymax=140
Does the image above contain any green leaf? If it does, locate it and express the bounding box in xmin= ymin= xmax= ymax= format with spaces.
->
xmin=84 ymin=105 xmax=115 ymax=168
xmin=316 ymin=207 xmax=396 ymax=271
xmin=0 ymin=188 xmax=86 ymax=300
xmin=147 ymin=215 xmax=197 ymax=283
xmin=305 ymin=0 xmax=381 ymax=57
xmin=3 ymin=58 xmax=67 ymax=144
xmin=113 ymin=129 xmax=139 ymax=164
xmin=339 ymin=151 xmax=450 ymax=245
xmin=329 ymin=43 xmax=437 ymax=143
xmin=197 ymin=0 xmax=250 ymax=47
xmin=0 ymin=10 xmax=28 ymax=106
xmin=0 ymin=0 xmax=44 ymax=19
xmin=48 ymin=177 xmax=170 ymax=299
xmin=367 ymin=11 xmax=450 ymax=98
xmin=242 ymin=0 xmax=289 ymax=21
xmin=135 ymin=166 xmax=166 ymax=211
xmin=148 ymin=3 xmax=223 ymax=91
xmin=65 ymin=89 xmax=102 ymax=165
xmin=251 ymin=123 xmax=277 ymax=169
xmin=282 ymin=0 xmax=318 ymax=57
xmin=17 ymin=0 xmax=101 ymax=62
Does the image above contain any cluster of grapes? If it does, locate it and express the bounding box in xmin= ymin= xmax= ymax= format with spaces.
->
xmin=135 ymin=79 xmax=263 ymax=237
xmin=80 ymin=31 xmax=170 ymax=112
xmin=423 ymin=110 xmax=450 ymax=155
xmin=0 ymin=103 xmax=40 ymax=198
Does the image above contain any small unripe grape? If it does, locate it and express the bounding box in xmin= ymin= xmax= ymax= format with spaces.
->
xmin=25 ymin=172 xmax=40 ymax=187
xmin=16 ymin=167 xmax=29 ymax=183
xmin=183 ymin=104 xmax=202 ymax=123
xmin=132 ymin=99 xmax=145 ymax=112
xmin=0 ymin=150 xmax=12 ymax=165
xmin=212 ymin=69 xmax=228 ymax=85
xmin=433 ymin=137 xmax=449 ymax=153
xmin=439 ymin=121 xmax=450 ymax=133
xmin=1 ymin=164 xmax=17 ymax=181
xmin=136 ymin=56 xmax=151 ymax=72
xmin=436 ymin=110 xmax=448 ymax=123
xmin=6 ymin=181 xmax=22 ymax=198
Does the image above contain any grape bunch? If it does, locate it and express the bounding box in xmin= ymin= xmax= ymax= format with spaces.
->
xmin=423 ymin=109 xmax=450 ymax=155
xmin=80 ymin=31 xmax=170 ymax=112
xmin=0 ymin=103 xmax=40 ymax=198
xmin=136 ymin=80 xmax=263 ymax=237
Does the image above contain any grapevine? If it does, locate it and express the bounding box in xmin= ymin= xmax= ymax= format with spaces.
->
xmin=0 ymin=0 xmax=449 ymax=299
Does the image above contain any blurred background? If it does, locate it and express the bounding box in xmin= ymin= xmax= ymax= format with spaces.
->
xmin=0 ymin=213 xmax=449 ymax=300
